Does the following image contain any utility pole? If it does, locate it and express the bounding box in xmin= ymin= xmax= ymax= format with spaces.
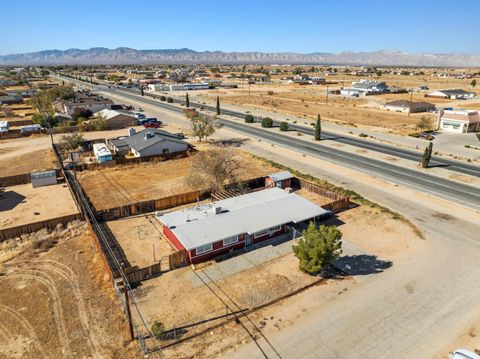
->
xmin=121 ymin=264 xmax=135 ymax=342
xmin=326 ymin=86 xmax=329 ymax=105
xmin=408 ymin=89 xmax=413 ymax=117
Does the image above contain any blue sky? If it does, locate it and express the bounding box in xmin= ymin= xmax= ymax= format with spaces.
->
xmin=1 ymin=0 xmax=479 ymax=55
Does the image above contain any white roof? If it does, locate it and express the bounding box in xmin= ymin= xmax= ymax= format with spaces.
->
xmin=93 ymin=143 xmax=111 ymax=155
xmin=157 ymin=188 xmax=329 ymax=250
xmin=95 ymin=108 xmax=133 ymax=120
xmin=268 ymin=171 xmax=293 ymax=182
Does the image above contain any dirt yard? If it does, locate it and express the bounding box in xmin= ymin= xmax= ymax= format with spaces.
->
xmin=0 ymin=221 xmax=143 ymax=359
xmin=131 ymin=198 xmax=423 ymax=357
xmin=0 ymin=183 xmax=78 ymax=229
xmin=0 ymin=147 xmax=57 ymax=177
xmin=107 ymin=215 xmax=177 ymax=269
xmin=77 ymin=148 xmax=277 ymax=210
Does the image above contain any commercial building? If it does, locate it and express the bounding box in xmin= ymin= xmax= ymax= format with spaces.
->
xmin=157 ymin=187 xmax=331 ymax=264
xmin=437 ymin=109 xmax=480 ymax=133
xmin=107 ymin=128 xmax=189 ymax=157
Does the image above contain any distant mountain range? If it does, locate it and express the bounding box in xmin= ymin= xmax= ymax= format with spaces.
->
xmin=1 ymin=47 xmax=480 ymax=67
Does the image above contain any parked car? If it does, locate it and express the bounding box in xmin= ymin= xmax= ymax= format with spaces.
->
xmin=0 ymin=121 xmax=9 ymax=134
xmin=144 ymin=122 xmax=161 ymax=128
xmin=449 ymin=349 xmax=480 ymax=359
xmin=145 ymin=117 xmax=160 ymax=124
xmin=134 ymin=113 xmax=146 ymax=119
xmin=419 ymin=132 xmax=435 ymax=140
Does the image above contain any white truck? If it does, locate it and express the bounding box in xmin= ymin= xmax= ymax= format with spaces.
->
xmin=20 ymin=124 xmax=42 ymax=134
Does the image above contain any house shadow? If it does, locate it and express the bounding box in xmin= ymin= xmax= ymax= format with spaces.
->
xmin=332 ymin=255 xmax=393 ymax=276
xmin=0 ymin=191 xmax=27 ymax=212
xmin=210 ymin=138 xmax=249 ymax=147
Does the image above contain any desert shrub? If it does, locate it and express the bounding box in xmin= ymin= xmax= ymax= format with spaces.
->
xmin=408 ymin=132 xmax=420 ymax=138
xmin=167 ymin=97 xmax=173 ymax=103
xmin=245 ymin=114 xmax=254 ymax=123
xmin=261 ymin=117 xmax=273 ymax=128
xmin=160 ymin=95 xmax=166 ymax=101
xmin=279 ymin=122 xmax=289 ymax=131
xmin=267 ymin=91 xmax=274 ymax=95
xmin=359 ymin=133 xmax=368 ymax=138
xmin=151 ymin=321 xmax=166 ymax=339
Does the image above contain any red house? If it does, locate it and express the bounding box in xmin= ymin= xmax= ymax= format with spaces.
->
xmin=156 ymin=187 xmax=330 ymax=264
xmin=265 ymin=171 xmax=293 ymax=189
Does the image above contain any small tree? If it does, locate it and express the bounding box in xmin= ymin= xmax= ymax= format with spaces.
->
xmin=216 ymin=96 xmax=220 ymax=115
xmin=245 ymin=114 xmax=254 ymax=123
xmin=416 ymin=116 xmax=432 ymax=131
xmin=160 ymin=95 xmax=166 ymax=101
xmin=140 ymin=87 xmax=144 ymax=96
xmin=261 ymin=117 xmax=273 ymax=128
xmin=189 ymin=113 xmax=221 ymax=142
xmin=279 ymin=121 xmax=289 ymax=131
xmin=151 ymin=321 xmax=165 ymax=340
xmin=471 ymin=79 xmax=477 ymax=88
xmin=185 ymin=92 xmax=190 ymax=108
xmin=186 ymin=149 xmax=242 ymax=192
xmin=167 ymin=97 xmax=173 ymax=103
xmin=421 ymin=142 xmax=433 ymax=168
xmin=61 ymin=133 xmax=84 ymax=150
xmin=314 ymin=114 xmax=321 ymax=141
xmin=292 ymin=223 xmax=343 ymax=275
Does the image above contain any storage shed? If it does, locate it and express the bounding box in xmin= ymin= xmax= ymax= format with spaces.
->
xmin=265 ymin=171 xmax=293 ymax=189
xmin=31 ymin=170 xmax=57 ymax=188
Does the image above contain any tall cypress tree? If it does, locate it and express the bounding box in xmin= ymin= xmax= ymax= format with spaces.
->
xmin=421 ymin=142 xmax=433 ymax=168
xmin=186 ymin=92 xmax=190 ymax=108
xmin=141 ymin=87 xmax=144 ymax=96
xmin=314 ymin=114 xmax=322 ymax=141
xmin=216 ymin=96 xmax=220 ymax=115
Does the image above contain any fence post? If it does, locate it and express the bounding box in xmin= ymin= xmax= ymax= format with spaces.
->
xmin=121 ymin=264 xmax=135 ymax=342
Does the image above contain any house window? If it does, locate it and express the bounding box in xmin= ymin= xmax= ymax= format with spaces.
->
xmin=195 ymin=243 xmax=212 ymax=255
xmin=162 ymin=148 xmax=169 ymax=154
xmin=253 ymin=229 xmax=268 ymax=239
xmin=269 ymin=225 xmax=282 ymax=232
xmin=223 ymin=235 xmax=239 ymax=246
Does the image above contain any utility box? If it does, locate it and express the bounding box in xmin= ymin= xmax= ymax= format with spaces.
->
xmin=31 ymin=170 xmax=57 ymax=188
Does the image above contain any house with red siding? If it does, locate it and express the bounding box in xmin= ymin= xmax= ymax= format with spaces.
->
xmin=156 ymin=187 xmax=330 ymax=264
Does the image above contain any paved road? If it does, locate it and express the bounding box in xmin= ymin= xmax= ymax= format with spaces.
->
xmin=53 ymin=76 xmax=480 ymax=211
xmin=53 ymin=75 xmax=480 ymax=178
xmin=118 ymin=85 xmax=480 ymax=178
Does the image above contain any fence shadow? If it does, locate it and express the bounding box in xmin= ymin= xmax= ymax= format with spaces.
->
xmin=332 ymin=255 xmax=393 ymax=276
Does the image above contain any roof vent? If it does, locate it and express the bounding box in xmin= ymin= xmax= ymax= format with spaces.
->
xmin=211 ymin=205 xmax=222 ymax=215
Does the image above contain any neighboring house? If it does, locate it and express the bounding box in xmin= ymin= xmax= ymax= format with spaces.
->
xmin=94 ymin=109 xmax=136 ymax=129
xmin=0 ymin=95 xmax=23 ymax=105
xmin=382 ymin=100 xmax=435 ymax=113
xmin=157 ymin=187 xmax=331 ymax=264
xmin=265 ymin=171 xmax=293 ymax=189
xmin=426 ymin=89 xmax=476 ymax=100
xmin=53 ymin=91 xmax=114 ymax=115
xmin=340 ymin=87 xmax=367 ymax=96
xmin=53 ymin=112 xmax=73 ymax=122
xmin=107 ymin=128 xmax=189 ymax=157
xmin=437 ymin=109 xmax=480 ymax=133
xmin=351 ymin=80 xmax=389 ymax=93
xmin=93 ymin=143 xmax=113 ymax=163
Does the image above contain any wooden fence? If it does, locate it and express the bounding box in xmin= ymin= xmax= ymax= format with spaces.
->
xmin=71 ymin=150 xmax=191 ymax=172
xmin=294 ymin=178 xmax=350 ymax=213
xmin=0 ymin=213 xmax=81 ymax=242
xmin=169 ymin=249 xmax=189 ymax=270
xmin=97 ymin=190 xmax=209 ymax=221
xmin=0 ymin=168 xmax=63 ymax=187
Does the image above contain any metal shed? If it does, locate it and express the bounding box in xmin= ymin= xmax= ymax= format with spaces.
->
xmin=31 ymin=170 xmax=57 ymax=188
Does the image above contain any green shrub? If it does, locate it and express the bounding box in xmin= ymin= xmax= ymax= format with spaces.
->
xmin=151 ymin=321 xmax=165 ymax=339
xmin=359 ymin=133 xmax=368 ymax=138
xmin=279 ymin=122 xmax=289 ymax=131
xmin=267 ymin=91 xmax=274 ymax=95
xmin=261 ymin=117 xmax=273 ymax=128
xmin=160 ymin=95 xmax=166 ymax=101
xmin=408 ymin=132 xmax=420 ymax=138
xmin=167 ymin=97 xmax=173 ymax=103
xmin=245 ymin=114 xmax=254 ymax=123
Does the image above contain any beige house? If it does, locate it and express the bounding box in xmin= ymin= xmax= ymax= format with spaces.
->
xmin=382 ymin=100 xmax=435 ymax=114
xmin=94 ymin=109 xmax=136 ymax=129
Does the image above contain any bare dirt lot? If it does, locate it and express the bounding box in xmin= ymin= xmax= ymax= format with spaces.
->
xmin=107 ymin=215 xmax=177 ymax=269
xmin=77 ymin=148 xmax=278 ymax=210
xmin=0 ymin=183 xmax=78 ymax=229
xmin=0 ymin=147 xmax=57 ymax=177
xmin=0 ymin=221 xmax=143 ymax=359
